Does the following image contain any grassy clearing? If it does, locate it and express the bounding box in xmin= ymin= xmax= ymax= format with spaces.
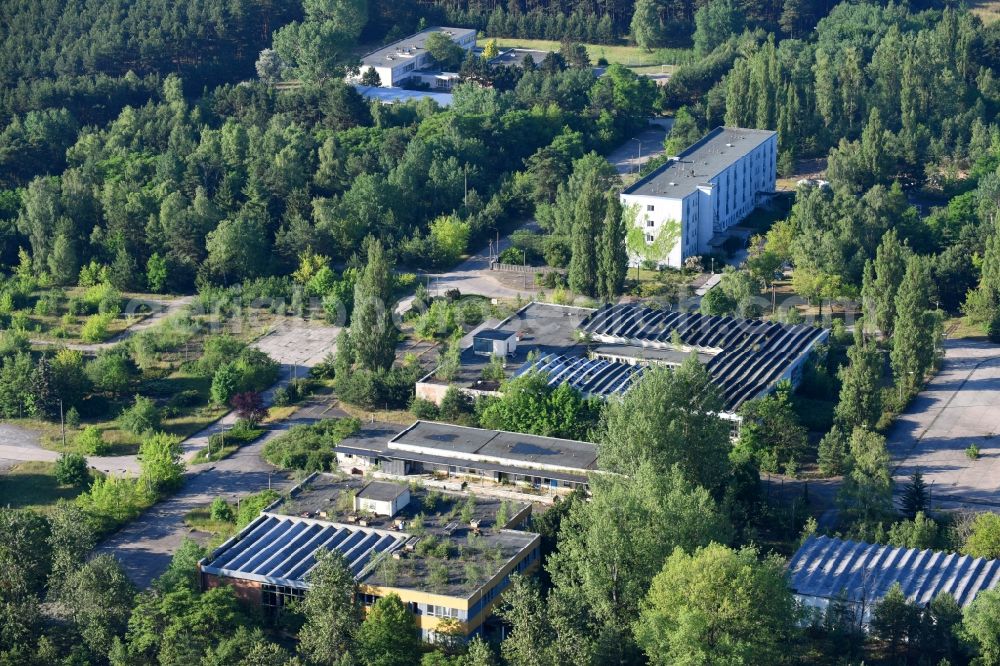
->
xmin=190 ymin=424 xmax=264 ymax=464
xmin=184 ymin=507 xmax=237 ymax=537
xmin=943 ymin=316 xmax=988 ymax=340
xmin=970 ymin=0 xmax=1000 ymax=22
xmin=0 ymin=461 xmax=102 ymax=513
xmin=478 ymin=38 xmax=694 ymax=67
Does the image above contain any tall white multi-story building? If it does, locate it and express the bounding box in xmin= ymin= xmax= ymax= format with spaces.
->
xmin=352 ymin=27 xmax=477 ymax=88
xmin=619 ymin=127 xmax=777 ymax=268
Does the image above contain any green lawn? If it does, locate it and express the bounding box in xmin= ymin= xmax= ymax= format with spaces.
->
xmin=478 ymin=38 xmax=694 ymax=67
xmin=0 ymin=461 xmax=101 ymax=513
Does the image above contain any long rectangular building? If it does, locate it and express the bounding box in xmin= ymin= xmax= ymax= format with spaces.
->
xmin=789 ymin=535 xmax=1000 ymax=625
xmin=336 ymin=420 xmax=597 ymax=491
xmin=200 ymin=474 xmax=540 ymax=642
xmin=577 ymin=303 xmax=828 ymax=416
xmin=621 ymin=127 xmax=777 ymax=268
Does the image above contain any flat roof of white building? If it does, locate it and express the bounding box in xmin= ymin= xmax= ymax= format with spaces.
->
xmin=360 ymin=27 xmax=477 ymax=68
xmin=622 ymin=127 xmax=776 ymax=200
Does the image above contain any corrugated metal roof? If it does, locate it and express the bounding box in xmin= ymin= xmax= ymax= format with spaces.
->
xmin=201 ymin=514 xmax=409 ymax=588
xmin=512 ymin=352 xmax=645 ymax=398
xmin=578 ymin=304 xmax=828 ymax=411
xmin=788 ymin=535 xmax=1000 ymax=608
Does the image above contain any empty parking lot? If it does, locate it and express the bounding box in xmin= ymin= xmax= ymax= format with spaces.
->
xmin=888 ymin=339 xmax=1000 ymax=507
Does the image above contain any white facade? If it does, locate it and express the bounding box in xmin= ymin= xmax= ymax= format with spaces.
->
xmin=620 ymin=127 xmax=777 ymax=268
xmin=354 ymin=485 xmax=410 ymax=517
xmin=353 ymin=27 xmax=476 ymax=88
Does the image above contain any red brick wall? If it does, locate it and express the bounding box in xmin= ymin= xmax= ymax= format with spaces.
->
xmin=202 ymin=572 xmax=263 ymax=606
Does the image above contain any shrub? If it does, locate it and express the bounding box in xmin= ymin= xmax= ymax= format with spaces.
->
xmin=55 ymin=452 xmax=90 ymax=487
xmin=138 ymin=431 xmax=184 ymax=491
xmin=210 ymin=496 xmax=234 ymax=522
xmin=410 ymin=398 xmax=439 ymax=420
xmin=167 ymin=389 xmax=202 ymax=409
xmin=77 ymin=426 xmax=110 ymax=456
xmin=262 ymin=419 xmax=361 ymax=471
xmin=80 ymin=313 xmax=113 ymax=343
xmin=210 ymin=363 xmax=242 ymax=405
xmin=272 ymin=387 xmax=291 ymax=407
xmin=967 ymin=444 xmax=981 ymax=460
xmin=236 ymin=490 xmax=280 ymax=528
xmin=230 ymin=391 xmax=268 ymax=426
xmin=118 ymin=395 xmax=162 ymax=436
xmin=65 ymin=406 xmax=81 ymax=429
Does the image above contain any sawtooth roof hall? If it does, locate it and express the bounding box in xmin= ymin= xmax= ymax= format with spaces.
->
xmin=571 ymin=303 xmax=829 ymax=414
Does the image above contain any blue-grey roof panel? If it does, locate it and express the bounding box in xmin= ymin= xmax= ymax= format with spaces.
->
xmin=788 ymin=535 xmax=1000 ymax=608
xmin=201 ymin=514 xmax=408 ymax=587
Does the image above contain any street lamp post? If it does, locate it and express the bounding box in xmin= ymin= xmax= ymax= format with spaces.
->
xmin=631 ymin=137 xmax=642 ymax=174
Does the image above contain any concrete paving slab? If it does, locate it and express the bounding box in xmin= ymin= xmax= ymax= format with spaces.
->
xmin=888 ymin=339 xmax=1000 ymax=508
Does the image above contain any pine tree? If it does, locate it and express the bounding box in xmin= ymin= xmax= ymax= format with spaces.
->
xmin=834 ymin=322 xmax=883 ymax=431
xmin=348 ymin=238 xmax=397 ymax=372
xmin=901 ymin=469 xmax=929 ymax=519
xmin=596 ymin=194 xmax=627 ymax=302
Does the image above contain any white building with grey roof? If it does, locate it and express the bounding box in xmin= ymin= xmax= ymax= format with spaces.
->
xmin=620 ymin=126 xmax=777 ymax=268
xmin=352 ymin=26 xmax=476 ymax=88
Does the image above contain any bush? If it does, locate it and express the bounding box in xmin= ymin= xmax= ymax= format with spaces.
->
xmin=335 ymin=365 xmax=422 ymax=409
xmin=118 ymin=395 xmax=162 ymax=435
xmin=272 ymin=387 xmax=291 ymax=407
xmin=76 ymin=426 xmax=110 ymax=456
xmin=65 ymin=406 xmax=81 ymax=429
xmin=210 ymin=496 xmax=234 ymax=522
xmin=967 ymin=444 xmax=981 ymax=460
xmin=80 ymin=313 xmax=114 ymax=343
xmin=167 ymin=389 xmax=202 ymax=409
xmin=262 ymin=418 xmax=361 ymax=471
xmin=55 ymin=452 xmax=90 ymax=487
xmin=138 ymin=431 xmax=184 ymax=491
xmin=410 ymin=398 xmax=439 ymax=420
xmin=236 ymin=490 xmax=281 ymax=528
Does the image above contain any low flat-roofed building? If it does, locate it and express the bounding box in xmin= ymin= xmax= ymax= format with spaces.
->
xmin=415 ymin=302 xmax=592 ymax=405
xmin=353 ymin=27 xmax=476 ymax=88
xmin=472 ymin=328 xmax=518 ymax=357
xmin=335 ymin=421 xmax=596 ymax=491
xmin=355 ymin=480 xmax=410 ymax=516
xmin=200 ymin=474 xmax=540 ymax=642
xmin=417 ymin=301 xmax=827 ymax=421
xmin=789 ymin=535 xmax=1000 ymax=626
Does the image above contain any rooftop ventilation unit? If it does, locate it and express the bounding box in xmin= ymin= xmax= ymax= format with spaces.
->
xmin=726 ymin=143 xmax=733 ymax=147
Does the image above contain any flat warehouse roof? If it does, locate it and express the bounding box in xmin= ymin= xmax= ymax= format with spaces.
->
xmin=622 ymin=127 xmax=776 ymax=199
xmin=361 ymin=27 xmax=477 ymax=67
xmin=389 ymin=421 xmax=598 ymax=474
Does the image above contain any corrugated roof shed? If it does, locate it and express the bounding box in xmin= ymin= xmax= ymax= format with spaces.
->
xmin=201 ymin=514 xmax=408 ymax=587
xmin=788 ymin=535 xmax=1000 ymax=608
xmin=578 ymin=303 xmax=828 ymax=411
